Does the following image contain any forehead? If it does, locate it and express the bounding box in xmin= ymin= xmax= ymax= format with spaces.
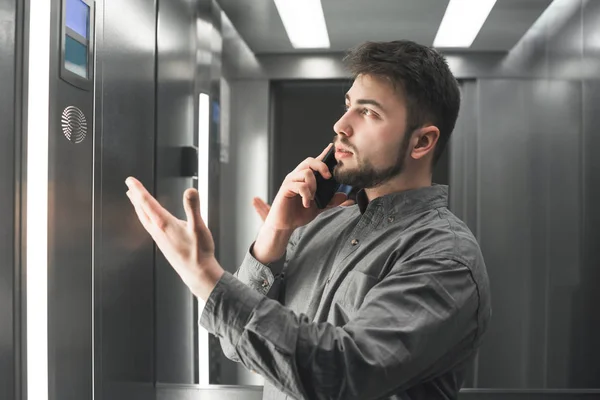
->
xmin=347 ymin=74 xmax=406 ymax=107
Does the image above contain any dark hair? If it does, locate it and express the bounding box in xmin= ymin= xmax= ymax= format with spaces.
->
xmin=343 ymin=40 xmax=460 ymax=165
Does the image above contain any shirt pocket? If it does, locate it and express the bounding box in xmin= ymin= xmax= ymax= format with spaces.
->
xmin=333 ymin=270 xmax=380 ymax=312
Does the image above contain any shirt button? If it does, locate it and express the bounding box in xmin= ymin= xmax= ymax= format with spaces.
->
xmin=261 ymin=279 xmax=269 ymax=288
xmin=388 ymin=216 xmax=395 ymax=223
xmin=351 ymin=239 xmax=359 ymax=246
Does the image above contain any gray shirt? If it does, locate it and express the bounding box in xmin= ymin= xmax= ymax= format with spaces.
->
xmin=200 ymin=185 xmax=491 ymax=400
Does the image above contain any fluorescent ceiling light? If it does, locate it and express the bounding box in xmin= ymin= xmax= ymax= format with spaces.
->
xmin=434 ymin=0 xmax=498 ymax=48
xmin=273 ymin=0 xmax=330 ymax=49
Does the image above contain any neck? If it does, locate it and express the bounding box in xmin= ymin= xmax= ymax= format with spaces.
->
xmin=364 ymin=169 xmax=432 ymax=202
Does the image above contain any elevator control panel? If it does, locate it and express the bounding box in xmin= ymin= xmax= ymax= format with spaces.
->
xmin=60 ymin=0 xmax=95 ymax=90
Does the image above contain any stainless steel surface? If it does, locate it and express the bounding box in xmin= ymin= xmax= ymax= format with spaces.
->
xmin=0 ymin=0 xmax=17 ymax=399
xmin=94 ymin=0 xmax=157 ymax=399
xmin=157 ymin=384 xmax=263 ymax=400
xmin=155 ymin=0 xmax=198 ymax=384
xmin=451 ymin=76 xmax=598 ymax=389
xmin=458 ymin=390 xmax=600 ymax=399
xmin=217 ymin=0 xmax=551 ymax=54
xmin=216 ymin=79 xmax=270 ymax=386
xmin=220 ymin=10 xmax=263 ymax=80
xmin=581 ymin=81 xmax=600 ymax=389
xmin=47 ymin=0 xmax=95 ymax=396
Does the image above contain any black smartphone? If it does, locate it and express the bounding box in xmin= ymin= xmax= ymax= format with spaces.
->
xmin=313 ymin=146 xmax=340 ymax=209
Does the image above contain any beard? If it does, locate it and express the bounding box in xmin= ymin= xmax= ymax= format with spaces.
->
xmin=333 ymin=131 xmax=412 ymax=189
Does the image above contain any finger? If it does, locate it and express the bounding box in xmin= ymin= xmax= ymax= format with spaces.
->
xmin=340 ymin=199 xmax=356 ymax=207
xmin=258 ymin=209 xmax=268 ymax=221
xmin=284 ymin=172 xmax=317 ymax=207
xmin=253 ymin=197 xmax=271 ymax=211
xmin=183 ymin=188 xmax=205 ymax=233
xmin=127 ymin=190 xmax=153 ymax=230
xmin=126 ymin=177 xmax=173 ymax=232
xmin=291 ymin=143 xmax=333 ymax=177
xmin=316 ymin=143 xmax=334 ymax=161
xmin=252 ymin=198 xmax=269 ymax=221
xmin=291 ymin=159 xmax=332 ymax=179
xmin=282 ymin=181 xmax=314 ymax=208
xmin=253 ymin=197 xmax=271 ymax=215
xmin=286 ymin=169 xmax=318 ymax=192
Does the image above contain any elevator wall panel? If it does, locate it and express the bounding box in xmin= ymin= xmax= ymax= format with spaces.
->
xmin=96 ymin=1 xmax=157 ymax=398
xmin=155 ymin=0 xmax=197 ymax=384
xmin=0 ymin=0 xmax=17 ymax=398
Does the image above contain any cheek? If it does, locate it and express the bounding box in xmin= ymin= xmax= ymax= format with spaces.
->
xmin=356 ymin=129 xmax=402 ymax=167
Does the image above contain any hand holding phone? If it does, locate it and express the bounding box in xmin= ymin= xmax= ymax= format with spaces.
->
xmin=313 ymin=145 xmax=340 ymax=209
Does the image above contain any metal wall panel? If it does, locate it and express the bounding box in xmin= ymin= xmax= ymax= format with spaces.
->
xmin=543 ymin=81 xmax=583 ymax=388
xmin=157 ymin=384 xmax=262 ymax=400
xmin=47 ymin=0 xmax=95 ymax=396
xmin=0 ymin=0 xmax=17 ymax=399
xmin=95 ymin=0 xmax=157 ymax=399
xmin=155 ymin=0 xmax=198 ymax=384
xmin=577 ymin=80 xmax=600 ymax=388
xmin=456 ymin=78 xmax=596 ymax=390
xmin=216 ymin=79 xmax=270 ymax=387
xmin=474 ymin=79 xmax=537 ymax=388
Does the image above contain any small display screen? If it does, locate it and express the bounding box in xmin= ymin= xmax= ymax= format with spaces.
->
xmin=65 ymin=35 xmax=88 ymax=78
xmin=66 ymin=0 xmax=89 ymax=39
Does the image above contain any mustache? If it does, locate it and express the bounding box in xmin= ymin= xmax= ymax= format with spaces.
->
xmin=333 ymin=136 xmax=357 ymax=153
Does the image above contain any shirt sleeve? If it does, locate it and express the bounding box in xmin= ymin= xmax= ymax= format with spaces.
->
xmin=215 ymin=228 xmax=301 ymax=363
xmin=201 ymin=256 xmax=482 ymax=400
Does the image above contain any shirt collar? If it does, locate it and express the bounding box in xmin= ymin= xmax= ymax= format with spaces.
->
xmin=356 ymin=184 xmax=449 ymax=216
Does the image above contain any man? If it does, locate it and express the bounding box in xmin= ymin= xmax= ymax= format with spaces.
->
xmin=125 ymin=40 xmax=491 ymax=399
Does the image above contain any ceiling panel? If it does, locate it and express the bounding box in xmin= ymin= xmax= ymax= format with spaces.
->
xmin=472 ymin=0 xmax=553 ymax=51
xmin=217 ymin=0 xmax=554 ymax=55
xmin=323 ymin=0 xmax=449 ymax=52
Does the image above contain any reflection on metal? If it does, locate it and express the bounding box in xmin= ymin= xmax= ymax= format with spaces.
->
xmin=220 ymin=9 xmax=263 ymax=79
xmin=61 ymin=105 xmax=88 ymax=143
xmin=503 ymin=0 xmax=585 ymax=70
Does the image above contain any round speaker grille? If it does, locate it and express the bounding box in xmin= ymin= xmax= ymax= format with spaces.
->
xmin=61 ymin=106 xmax=87 ymax=143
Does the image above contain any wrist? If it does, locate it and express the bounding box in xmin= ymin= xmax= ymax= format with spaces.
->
xmin=253 ymin=225 xmax=293 ymax=265
xmin=190 ymin=257 xmax=225 ymax=301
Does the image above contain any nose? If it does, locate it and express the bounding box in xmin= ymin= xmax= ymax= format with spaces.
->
xmin=333 ymin=112 xmax=353 ymax=138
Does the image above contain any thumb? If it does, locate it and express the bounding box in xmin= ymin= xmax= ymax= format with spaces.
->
xmin=183 ymin=188 xmax=204 ymax=231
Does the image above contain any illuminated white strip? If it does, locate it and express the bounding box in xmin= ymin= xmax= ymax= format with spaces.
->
xmin=273 ymin=0 xmax=330 ymax=49
xmin=198 ymin=93 xmax=210 ymax=387
xmin=26 ymin=0 xmax=51 ymax=398
xmin=433 ymin=0 xmax=497 ymax=48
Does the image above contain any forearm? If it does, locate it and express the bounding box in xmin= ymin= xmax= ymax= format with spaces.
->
xmin=202 ymin=259 xmax=480 ymax=399
xmin=252 ymin=223 xmax=294 ymax=265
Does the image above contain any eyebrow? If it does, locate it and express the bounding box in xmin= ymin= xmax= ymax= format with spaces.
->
xmin=345 ymin=93 xmax=386 ymax=114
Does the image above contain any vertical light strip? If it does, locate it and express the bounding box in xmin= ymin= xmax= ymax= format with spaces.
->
xmin=26 ymin=0 xmax=51 ymax=398
xmin=197 ymin=93 xmax=210 ymax=387
xmin=433 ymin=0 xmax=497 ymax=48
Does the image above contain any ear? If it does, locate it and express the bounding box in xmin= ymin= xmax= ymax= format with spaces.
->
xmin=410 ymin=126 xmax=440 ymax=161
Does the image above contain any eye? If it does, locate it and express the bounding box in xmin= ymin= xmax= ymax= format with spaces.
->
xmin=360 ymin=108 xmax=374 ymax=116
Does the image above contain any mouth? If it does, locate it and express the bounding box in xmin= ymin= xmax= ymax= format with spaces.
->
xmin=335 ymin=148 xmax=353 ymax=159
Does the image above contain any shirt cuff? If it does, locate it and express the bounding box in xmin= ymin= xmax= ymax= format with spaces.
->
xmin=235 ymin=242 xmax=285 ymax=295
xmin=199 ymin=271 xmax=264 ymax=345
